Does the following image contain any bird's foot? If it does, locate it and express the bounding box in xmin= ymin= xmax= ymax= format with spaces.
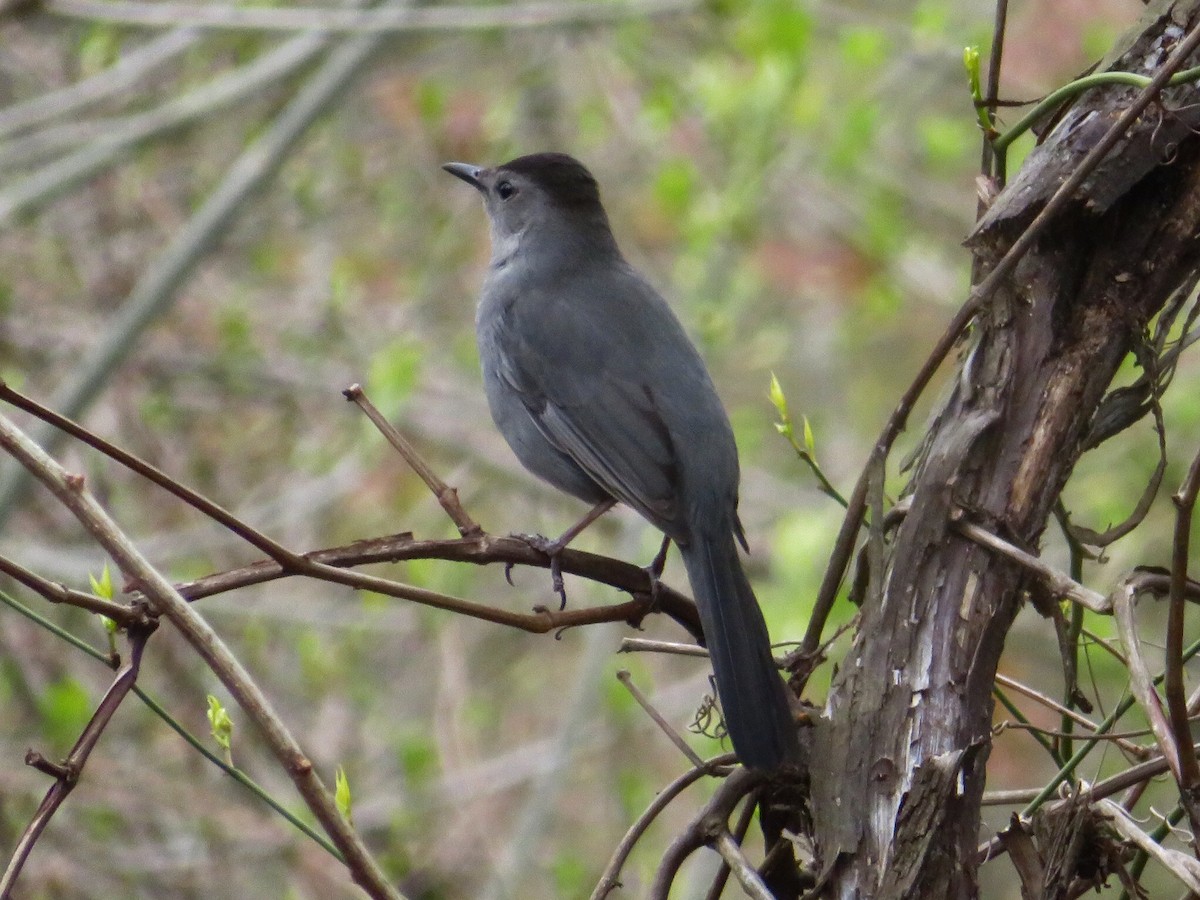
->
xmin=641 ymin=535 xmax=673 ymax=610
xmin=513 ymin=532 xmax=569 ymax=609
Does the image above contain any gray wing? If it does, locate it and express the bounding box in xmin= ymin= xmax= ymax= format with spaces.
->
xmin=486 ymin=266 xmax=711 ymax=539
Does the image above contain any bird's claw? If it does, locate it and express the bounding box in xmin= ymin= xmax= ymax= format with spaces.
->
xmin=641 ymin=562 xmax=663 ymax=609
xmin=514 ymin=532 xmax=569 ymax=609
xmin=642 ymin=535 xmax=672 ymax=610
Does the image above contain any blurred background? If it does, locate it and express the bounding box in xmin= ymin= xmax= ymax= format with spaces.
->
xmin=3 ymin=0 xmax=1190 ymax=897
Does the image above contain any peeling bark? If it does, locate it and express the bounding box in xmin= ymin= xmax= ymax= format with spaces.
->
xmin=809 ymin=2 xmax=1200 ymax=896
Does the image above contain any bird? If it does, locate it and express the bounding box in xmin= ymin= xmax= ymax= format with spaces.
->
xmin=443 ymin=152 xmax=798 ymax=770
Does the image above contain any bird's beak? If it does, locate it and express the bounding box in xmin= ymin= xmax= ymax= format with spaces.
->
xmin=442 ymin=162 xmax=485 ymax=191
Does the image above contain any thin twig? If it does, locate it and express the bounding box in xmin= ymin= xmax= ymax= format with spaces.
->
xmin=1097 ymin=799 xmax=1200 ymax=894
xmin=978 ymin=0 xmax=1008 ymax=184
xmin=1113 ymin=581 xmax=1185 ymax=787
xmin=344 ymin=384 xmax=480 ymax=536
xmin=649 ymin=767 xmax=764 ymax=900
xmin=0 ymin=550 xmax=147 ymax=626
xmin=0 ymin=585 xmax=345 ymax=861
xmin=953 ymin=515 xmax=1110 ymax=612
xmin=704 ymin=789 xmax=760 ymax=900
xmin=1166 ymin=445 xmax=1200 ymax=809
xmin=979 ymin=742 xmax=1200 ymax=861
xmin=0 ymin=381 xmax=700 ymax=638
xmin=616 ymin=669 xmax=705 ymax=768
xmin=0 ymin=381 xmax=305 ymax=566
xmin=620 ymin=636 xmax=708 ymax=657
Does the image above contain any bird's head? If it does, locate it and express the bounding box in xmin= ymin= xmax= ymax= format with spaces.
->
xmin=443 ymin=152 xmax=616 ymax=262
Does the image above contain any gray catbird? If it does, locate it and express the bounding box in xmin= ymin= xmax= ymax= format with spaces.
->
xmin=443 ymin=152 xmax=797 ymax=770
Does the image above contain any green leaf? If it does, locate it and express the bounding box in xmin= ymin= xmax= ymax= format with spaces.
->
xmin=768 ymin=372 xmax=788 ymax=418
xmin=802 ymin=414 xmax=816 ymax=456
xmin=89 ymin=564 xmax=113 ymax=601
xmin=335 ymin=765 xmax=353 ymax=824
xmin=963 ymin=46 xmax=982 ymax=101
xmin=207 ymin=694 xmax=234 ymax=765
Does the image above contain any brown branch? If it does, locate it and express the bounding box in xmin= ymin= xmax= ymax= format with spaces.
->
xmin=1113 ymin=581 xmax=1187 ymax=791
xmin=705 ymin=788 xmax=762 ymax=900
xmin=0 ymin=550 xmax=149 ymax=627
xmin=713 ymin=829 xmax=774 ymax=899
xmin=1167 ymin=443 xmax=1200 ymax=831
xmin=953 ymin=514 xmax=1110 ymax=612
xmin=0 ymin=380 xmax=704 ymax=640
xmin=0 ymin=622 xmax=155 ymax=896
xmin=649 ymin=767 xmax=764 ymax=899
xmin=616 ymin=669 xmax=705 ymax=767
xmin=0 ymin=380 xmax=303 ymax=567
xmin=978 ymin=741 xmax=1200 ymax=864
xmin=171 ymin=530 xmax=702 ymax=639
xmin=994 ymin=673 xmax=1150 ymax=758
xmin=343 ymin=383 xmax=480 ymax=537
xmin=589 ymin=754 xmax=735 ymax=900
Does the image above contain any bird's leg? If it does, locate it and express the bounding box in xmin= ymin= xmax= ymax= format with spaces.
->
xmin=643 ymin=534 xmax=672 ymax=607
xmin=516 ymin=498 xmax=616 ymax=608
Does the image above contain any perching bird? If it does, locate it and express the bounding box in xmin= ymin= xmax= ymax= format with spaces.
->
xmin=444 ymin=152 xmax=797 ymax=770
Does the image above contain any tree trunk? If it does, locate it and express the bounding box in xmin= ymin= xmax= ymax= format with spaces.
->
xmin=809 ymin=2 xmax=1200 ymax=895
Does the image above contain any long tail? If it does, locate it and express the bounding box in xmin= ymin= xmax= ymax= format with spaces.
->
xmin=680 ymin=530 xmax=798 ymax=770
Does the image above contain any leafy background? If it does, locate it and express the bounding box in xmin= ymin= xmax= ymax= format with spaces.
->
xmin=2 ymin=0 xmax=1188 ymax=897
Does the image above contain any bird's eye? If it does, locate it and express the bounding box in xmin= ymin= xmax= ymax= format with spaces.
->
xmin=496 ymin=180 xmax=517 ymax=200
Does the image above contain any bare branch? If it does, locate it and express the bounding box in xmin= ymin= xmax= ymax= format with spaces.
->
xmin=0 ymin=550 xmax=147 ymax=626
xmin=713 ymin=830 xmax=774 ymax=900
xmin=590 ymin=754 xmax=735 ymax=900
xmin=1167 ymin=444 xmax=1200 ymax=817
xmin=0 ymin=624 xmax=155 ymax=896
xmin=344 ymin=383 xmax=480 ymax=536
xmin=617 ymin=669 xmax=705 ymax=768
xmin=1113 ymin=582 xmax=1186 ymax=789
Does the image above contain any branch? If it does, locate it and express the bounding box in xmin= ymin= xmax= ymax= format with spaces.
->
xmin=1167 ymin=444 xmax=1200 ymax=813
xmin=0 ymin=623 xmax=155 ymax=896
xmin=0 ymin=411 xmax=404 ymax=899
xmin=0 ymin=550 xmax=148 ymax=626
xmin=649 ymin=767 xmax=764 ymax=899
xmin=713 ymin=830 xmax=774 ymax=900
xmin=344 ymin=384 xmax=480 ymax=536
xmin=1097 ymin=799 xmax=1200 ymax=894
xmin=590 ymin=754 xmax=735 ymax=900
